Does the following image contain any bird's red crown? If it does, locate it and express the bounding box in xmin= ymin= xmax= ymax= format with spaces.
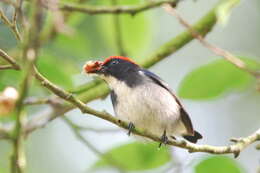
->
xmin=103 ymin=56 xmax=137 ymax=65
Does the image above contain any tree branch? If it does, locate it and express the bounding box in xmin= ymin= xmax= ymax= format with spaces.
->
xmin=256 ymin=144 xmax=260 ymax=150
xmin=1 ymin=0 xmax=18 ymax=7
xmin=60 ymin=0 xmax=179 ymax=15
xmin=111 ymin=0 xmax=126 ymax=56
xmin=62 ymin=117 xmax=126 ymax=172
xmin=33 ymin=65 xmax=260 ymax=158
xmin=62 ymin=117 xmax=119 ymax=133
xmin=0 ymin=64 xmax=15 ymax=70
xmin=0 ymin=124 xmax=12 ymax=140
xmin=23 ymin=97 xmax=59 ymax=106
xmin=11 ymin=0 xmax=44 ymax=172
xmin=24 ymin=108 xmax=59 ymax=137
xmin=11 ymin=60 xmax=34 ymax=173
xmin=0 ymin=48 xmax=20 ymax=70
xmin=0 ymin=8 xmax=21 ymax=41
xmin=12 ymin=0 xmax=23 ymax=41
xmin=163 ymin=4 xmax=260 ymax=78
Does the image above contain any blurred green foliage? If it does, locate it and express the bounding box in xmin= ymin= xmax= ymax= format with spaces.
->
xmin=216 ymin=0 xmax=240 ymax=26
xmin=178 ymin=57 xmax=260 ymax=99
xmin=97 ymin=0 xmax=153 ymax=58
xmin=93 ymin=142 xmax=171 ymax=171
xmin=195 ymin=156 xmax=244 ymax=173
xmin=0 ymin=70 xmax=21 ymax=91
xmin=37 ymin=52 xmax=77 ymax=89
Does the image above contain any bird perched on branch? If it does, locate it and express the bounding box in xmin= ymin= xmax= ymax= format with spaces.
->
xmin=83 ymin=56 xmax=202 ymax=146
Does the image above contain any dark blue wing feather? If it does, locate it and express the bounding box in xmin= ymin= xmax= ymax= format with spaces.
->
xmin=110 ymin=90 xmax=118 ymax=109
xmin=141 ymin=69 xmax=172 ymax=93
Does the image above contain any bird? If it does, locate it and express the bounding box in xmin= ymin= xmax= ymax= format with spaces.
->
xmin=83 ymin=56 xmax=202 ymax=146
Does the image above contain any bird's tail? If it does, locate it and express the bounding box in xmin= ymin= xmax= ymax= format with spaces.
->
xmin=183 ymin=131 xmax=202 ymax=143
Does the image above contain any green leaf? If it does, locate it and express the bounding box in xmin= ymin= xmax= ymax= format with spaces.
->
xmin=195 ymin=156 xmax=244 ymax=173
xmin=178 ymin=58 xmax=260 ymax=100
xmin=93 ymin=142 xmax=171 ymax=171
xmin=97 ymin=0 xmax=153 ymax=57
xmin=37 ymin=53 xmax=76 ymax=89
xmin=48 ymin=15 xmax=109 ymax=60
xmin=0 ymin=70 xmax=21 ymax=91
xmin=216 ymin=0 xmax=240 ymax=26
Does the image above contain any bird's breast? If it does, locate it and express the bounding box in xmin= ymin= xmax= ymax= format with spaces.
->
xmin=111 ymin=81 xmax=182 ymax=136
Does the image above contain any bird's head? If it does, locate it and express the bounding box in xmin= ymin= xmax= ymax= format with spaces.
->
xmin=84 ymin=56 xmax=139 ymax=77
xmin=83 ymin=56 xmax=141 ymax=87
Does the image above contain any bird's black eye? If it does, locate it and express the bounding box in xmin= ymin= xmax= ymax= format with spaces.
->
xmin=111 ymin=60 xmax=119 ymax=65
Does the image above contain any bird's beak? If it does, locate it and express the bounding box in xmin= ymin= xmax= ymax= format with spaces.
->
xmin=83 ymin=60 xmax=103 ymax=74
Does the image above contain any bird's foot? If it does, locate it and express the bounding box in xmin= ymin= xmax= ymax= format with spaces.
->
xmin=159 ymin=130 xmax=168 ymax=148
xmin=127 ymin=122 xmax=135 ymax=136
xmin=170 ymin=136 xmax=176 ymax=140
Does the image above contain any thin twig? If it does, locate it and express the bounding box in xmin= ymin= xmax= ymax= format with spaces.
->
xmin=40 ymin=0 xmax=90 ymax=44
xmin=23 ymin=97 xmax=60 ymax=106
xmin=61 ymin=117 xmax=119 ymax=133
xmin=69 ymin=79 xmax=103 ymax=94
xmin=11 ymin=0 xmax=44 ymax=172
xmin=256 ymin=144 xmax=260 ymax=150
xmin=0 ymin=48 xmax=20 ymax=70
xmin=12 ymin=0 xmax=22 ymax=41
xmin=1 ymin=0 xmax=18 ymax=7
xmin=0 ymin=9 xmax=13 ymax=26
xmin=163 ymin=4 xmax=260 ymax=78
xmin=111 ymin=0 xmax=126 ymax=56
xmin=24 ymin=108 xmax=59 ymax=137
xmin=11 ymin=57 xmax=34 ymax=173
xmin=62 ymin=117 xmax=126 ymax=172
xmin=76 ymin=126 xmax=119 ymax=133
xmin=0 ymin=64 xmax=14 ymax=70
xmin=23 ymin=98 xmax=52 ymax=105
xmin=60 ymin=0 xmax=179 ymax=15
xmin=0 ymin=8 xmax=21 ymax=41
xmin=0 ymin=124 xmax=12 ymax=140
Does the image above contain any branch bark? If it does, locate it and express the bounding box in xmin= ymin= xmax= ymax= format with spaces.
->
xmin=111 ymin=0 xmax=126 ymax=56
xmin=0 ymin=65 xmax=15 ymax=70
xmin=60 ymin=0 xmax=179 ymax=15
xmin=0 ymin=124 xmax=12 ymax=140
xmin=0 ymin=48 xmax=20 ymax=70
xmin=11 ymin=0 xmax=44 ymax=172
xmin=0 ymin=8 xmax=21 ymax=41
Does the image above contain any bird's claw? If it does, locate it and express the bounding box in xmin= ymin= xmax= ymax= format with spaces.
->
xmin=159 ymin=130 xmax=168 ymax=148
xmin=127 ymin=122 xmax=135 ymax=136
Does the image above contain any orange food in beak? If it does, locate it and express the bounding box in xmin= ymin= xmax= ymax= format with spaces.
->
xmin=83 ymin=61 xmax=103 ymax=73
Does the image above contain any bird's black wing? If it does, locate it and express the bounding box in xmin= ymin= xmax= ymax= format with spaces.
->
xmin=141 ymin=69 xmax=194 ymax=135
xmin=110 ymin=90 xmax=118 ymax=109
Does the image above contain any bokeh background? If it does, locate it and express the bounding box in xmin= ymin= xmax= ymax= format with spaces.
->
xmin=0 ymin=0 xmax=260 ymax=173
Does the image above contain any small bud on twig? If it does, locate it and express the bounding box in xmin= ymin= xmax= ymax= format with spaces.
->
xmin=0 ymin=87 xmax=19 ymax=116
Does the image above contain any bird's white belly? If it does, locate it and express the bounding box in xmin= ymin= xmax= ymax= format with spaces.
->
xmin=113 ymin=82 xmax=186 ymax=137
